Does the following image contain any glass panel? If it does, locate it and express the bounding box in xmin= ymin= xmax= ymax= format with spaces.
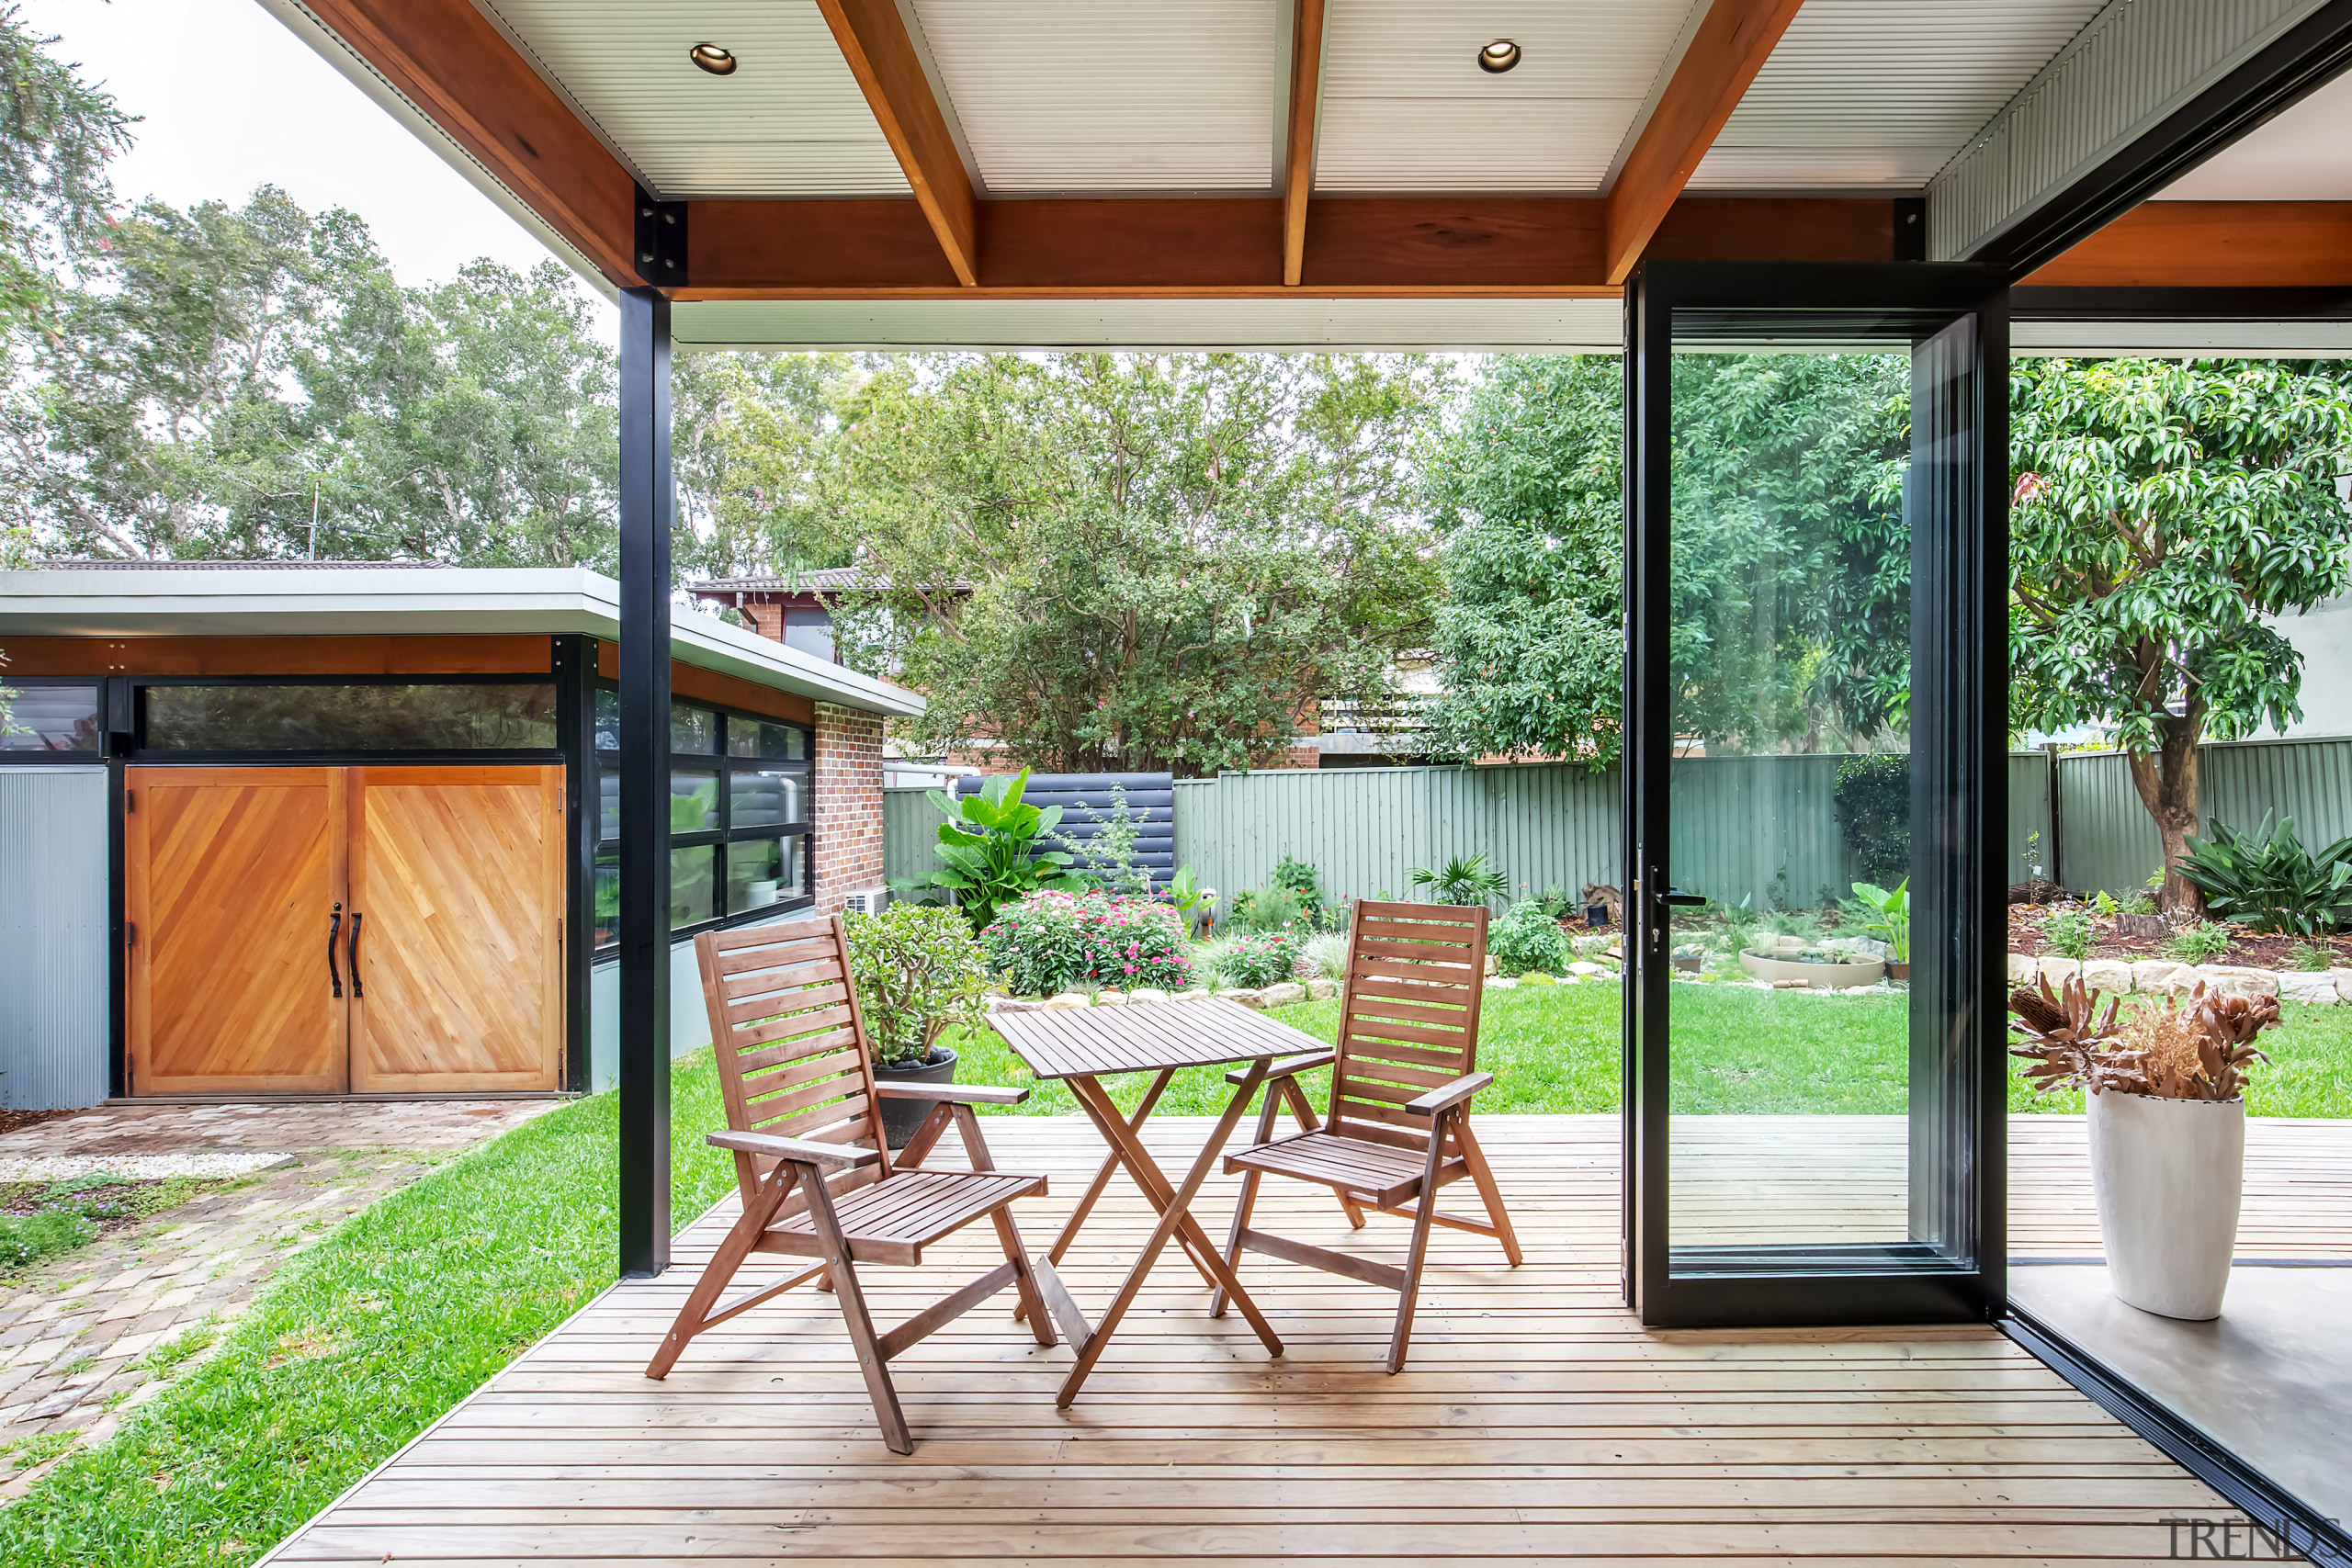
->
xmin=144 ymin=684 xmax=558 ymax=751
xmin=669 ymin=771 xmax=719 ymax=832
xmin=594 ymin=689 xmax=619 ymax=750
xmin=594 ymin=849 xmax=618 ymax=948
xmin=671 ymin=703 xmax=718 ymax=753
xmin=0 ymin=683 xmax=101 ymax=752
xmin=597 ymin=767 xmax=619 ymax=840
xmin=1666 ymin=345 xmax=1916 ymax=1263
xmin=671 ymin=844 xmax=717 ymax=929
xmin=783 ymin=609 xmax=834 ymax=663
xmin=727 ymin=720 xmax=808 ymax=761
xmin=727 ymin=836 xmax=804 ymax=912
xmin=728 ymin=765 xmax=805 ymax=827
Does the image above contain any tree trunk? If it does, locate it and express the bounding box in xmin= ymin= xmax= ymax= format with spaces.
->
xmin=2122 ymin=712 xmax=2204 ymax=915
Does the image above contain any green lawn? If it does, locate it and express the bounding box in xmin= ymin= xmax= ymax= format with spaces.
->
xmin=957 ymin=981 xmax=2352 ymax=1119
xmin=9 ymin=981 xmax=2345 ymax=1565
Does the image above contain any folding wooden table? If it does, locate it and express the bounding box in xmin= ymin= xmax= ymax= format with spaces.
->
xmin=988 ymin=996 xmax=1326 ymax=1406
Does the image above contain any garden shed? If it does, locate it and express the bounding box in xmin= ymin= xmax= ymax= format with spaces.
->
xmin=0 ymin=561 xmax=920 ymax=1109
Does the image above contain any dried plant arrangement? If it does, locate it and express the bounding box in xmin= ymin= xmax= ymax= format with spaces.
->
xmin=2008 ymin=975 xmax=2276 ymax=1102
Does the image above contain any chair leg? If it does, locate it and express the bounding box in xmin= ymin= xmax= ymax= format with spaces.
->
xmin=1386 ymin=1116 xmax=1452 ymax=1375
xmin=1452 ymin=1118 xmax=1522 ymax=1267
xmin=1212 ymin=1077 xmax=1286 ymax=1319
xmin=646 ymin=1163 xmax=795 ymax=1381
xmin=797 ymin=1165 xmax=912 ymax=1455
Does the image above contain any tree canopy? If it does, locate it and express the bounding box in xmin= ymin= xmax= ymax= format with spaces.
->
xmin=2010 ymin=356 xmax=2352 ymax=909
xmin=807 ymin=353 xmax=1446 ymax=775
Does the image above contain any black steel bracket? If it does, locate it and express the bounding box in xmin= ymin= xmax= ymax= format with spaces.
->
xmin=633 ymin=185 xmax=687 ymax=288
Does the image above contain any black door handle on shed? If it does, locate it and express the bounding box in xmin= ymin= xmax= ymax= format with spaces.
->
xmin=347 ymin=910 xmax=364 ymax=1000
xmin=327 ymin=905 xmax=344 ymax=998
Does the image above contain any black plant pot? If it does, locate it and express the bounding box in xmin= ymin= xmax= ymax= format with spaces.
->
xmin=1586 ymin=904 xmax=1611 ymax=929
xmin=874 ymin=1046 xmax=956 ymax=1148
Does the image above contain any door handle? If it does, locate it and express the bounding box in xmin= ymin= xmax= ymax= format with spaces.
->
xmin=327 ymin=905 xmax=344 ymax=998
xmin=1657 ymin=889 xmax=1707 ymax=908
xmin=347 ymin=910 xmax=364 ymax=1000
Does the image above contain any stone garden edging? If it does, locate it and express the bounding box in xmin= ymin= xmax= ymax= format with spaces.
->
xmin=2007 ymin=953 xmax=2349 ymax=1005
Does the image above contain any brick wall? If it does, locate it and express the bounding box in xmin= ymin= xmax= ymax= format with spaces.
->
xmin=813 ymin=702 xmax=886 ymax=914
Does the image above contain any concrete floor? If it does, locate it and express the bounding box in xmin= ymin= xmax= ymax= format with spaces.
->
xmin=2007 ymin=1262 xmax=2352 ymax=1527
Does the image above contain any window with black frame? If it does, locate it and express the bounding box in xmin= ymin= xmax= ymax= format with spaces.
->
xmin=0 ymin=680 xmax=103 ymax=756
xmin=590 ymin=690 xmax=812 ymax=950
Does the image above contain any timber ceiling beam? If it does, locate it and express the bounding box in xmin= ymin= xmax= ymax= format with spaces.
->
xmin=299 ymin=0 xmax=639 ymax=284
xmin=2021 ymin=202 xmax=2352 ymax=289
xmin=1283 ymin=0 xmax=1329 ymax=287
xmin=1602 ymin=0 xmax=1805 ymax=287
xmin=679 ymin=196 xmax=1904 ymax=298
xmin=812 ymin=0 xmax=980 ymax=288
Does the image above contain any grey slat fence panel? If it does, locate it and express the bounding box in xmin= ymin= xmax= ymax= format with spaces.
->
xmin=0 ymin=766 xmax=110 ymax=1110
xmin=2009 ymin=752 xmax=2054 ymax=886
xmin=2058 ymin=734 xmax=2352 ymax=898
xmin=2055 ymin=749 xmax=2153 ymax=898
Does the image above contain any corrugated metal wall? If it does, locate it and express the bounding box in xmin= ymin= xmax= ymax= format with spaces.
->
xmin=888 ymin=744 xmax=2341 ymax=912
xmin=0 ymin=767 xmax=110 ymax=1110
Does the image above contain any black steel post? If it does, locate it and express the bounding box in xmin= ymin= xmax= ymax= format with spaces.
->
xmin=617 ymin=286 xmax=673 ymax=1278
xmin=554 ymin=635 xmax=594 ymax=1096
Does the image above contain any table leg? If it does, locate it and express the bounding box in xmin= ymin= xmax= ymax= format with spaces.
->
xmin=1021 ymin=1066 xmax=1221 ymax=1315
xmin=1054 ymin=1066 xmax=1283 ymax=1408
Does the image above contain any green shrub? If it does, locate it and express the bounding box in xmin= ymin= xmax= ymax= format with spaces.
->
xmin=2177 ymin=812 xmax=2352 ymax=936
xmin=1301 ymin=932 xmax=1351 ymax=981
xmin=842 ymin=902 xmax=992 ymax=1066
xmin=979 ymin=889 xmax=1193 ymax=998
xmin=1227 ymin=885 xmax=1305 ymax=933
xmin=2289 ymin=941 xmax=2333 ymax=973
xmin=1271 ymin=856 xmax=1334 ymax=928
xmin=2165 ymin=920 xmax=2235 ymax=965
xmin=1216 ymin=930 xmax=1299 ymax=988
xmin=1833 ymin=754 xmax=1910 ymax=888
xmin=1489 ymin=897 xmax=1570 ymax=976
xmin=899 ymin=769 xmax=1083 ymax=931
xmin=2042 ymin=908 xmax=2094 ymax=961
xmin=1408 ymin=850 xmax=1508 ymax=907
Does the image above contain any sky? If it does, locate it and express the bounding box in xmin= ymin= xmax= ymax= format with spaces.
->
xmin=19 ymin=0 xmax=577 ymax=290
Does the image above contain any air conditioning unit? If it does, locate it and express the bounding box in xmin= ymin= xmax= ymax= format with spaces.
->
xmin=841 ymin=887 xmax=891 ymax=917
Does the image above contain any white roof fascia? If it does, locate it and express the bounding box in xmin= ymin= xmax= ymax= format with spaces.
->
xmin=0 ymin=567 xmax=923 ymax=718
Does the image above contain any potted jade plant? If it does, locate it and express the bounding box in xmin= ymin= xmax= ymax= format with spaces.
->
xmin=842 ymin=901 xmax=993 ymax=1147
xmin=2008 ymin=975 xmax=2278 ymax=1319
xmin=1851 ymin=878 xmax=1910 ymax=981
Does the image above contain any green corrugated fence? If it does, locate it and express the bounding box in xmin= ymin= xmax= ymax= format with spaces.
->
xmin=885 ymin=735 xmax=2352 ymax=914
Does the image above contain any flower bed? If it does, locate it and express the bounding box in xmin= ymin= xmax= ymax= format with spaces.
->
xmin=981 ymin=889 xmax=1194 ymax=997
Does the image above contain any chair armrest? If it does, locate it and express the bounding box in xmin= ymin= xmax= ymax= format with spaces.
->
xmin=873 ymin=1081 xmax=1031 ymax=1106
xmin=1404 ymin=1071 xmax=1494 ymax=1117
xmin=708 ymin=1129 xmax=882 ymax=1170
xmin=1225 ymin=1050 xmax=1335 ymax=1087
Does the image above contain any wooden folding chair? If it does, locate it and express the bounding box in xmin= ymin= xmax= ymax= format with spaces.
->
xmin=1214 ymin=899 xmax=1521 ymax=1371
xmin=645 ymin=913 xmax=1057 ymax=1454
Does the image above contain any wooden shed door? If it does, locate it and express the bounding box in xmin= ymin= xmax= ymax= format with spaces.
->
xmin=349 ymin=767 xmax=563 ymax=1092
xmin=125 ymin=765 xmax=563 ymax=1096
xmin=127 ymin=768 xmax=349 ymax=1094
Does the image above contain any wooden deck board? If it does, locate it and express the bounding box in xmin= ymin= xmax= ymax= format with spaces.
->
xmin=261 ymin=1113 xmax=2352 ymax=1565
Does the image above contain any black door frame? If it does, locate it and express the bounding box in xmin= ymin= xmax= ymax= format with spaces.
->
xmin=1623 ymin=262 xmax=2011 ymax=1329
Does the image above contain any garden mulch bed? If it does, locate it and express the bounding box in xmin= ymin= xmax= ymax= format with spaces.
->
xmin=2005 ymin=903 xmax=2352 ymax=969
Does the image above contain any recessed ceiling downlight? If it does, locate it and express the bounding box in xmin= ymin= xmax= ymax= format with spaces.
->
xmin=689 ymin=42 xmax=738 ymax=76
xmin=1477 ymin=39 xmax=1521 ymax=73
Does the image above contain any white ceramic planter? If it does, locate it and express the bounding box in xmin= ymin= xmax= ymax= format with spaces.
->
xmin=1736 ymin=950 xmax=1886 ymax=989
xmin=2088 ymin=1090 xmax=2245 ymax=1320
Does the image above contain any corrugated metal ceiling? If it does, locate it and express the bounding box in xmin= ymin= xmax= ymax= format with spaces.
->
xmin=477 ymin=0 xmax=909 ymax=197
xmin=1691 ymin=0 xmax=2109 ymax=192
xmin=1316 ymin=0 xmax=1703 ymax=193
xmin=910 ymin=0 xmax=1279 ymax=194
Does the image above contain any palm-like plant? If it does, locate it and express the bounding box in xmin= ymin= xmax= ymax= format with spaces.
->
xmin=2177 ymin=812 xmax=2352 ymax=935
xmin=912 ymin=769 xmax=1082 ymax=931
xmin=1408 ymin=850 xmax=1509 ymax=907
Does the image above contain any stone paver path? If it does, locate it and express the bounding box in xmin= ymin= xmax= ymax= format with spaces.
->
xmin=0 ymin=1100 xmax=559 ymax=1495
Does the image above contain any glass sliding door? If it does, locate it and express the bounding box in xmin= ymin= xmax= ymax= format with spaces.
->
xmin=1623 ymin=265 xmax=2008 ymax=1327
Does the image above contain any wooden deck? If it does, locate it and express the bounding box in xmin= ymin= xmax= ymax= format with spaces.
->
xmin=263 ymin=1113 xmax=2352 ymax=1566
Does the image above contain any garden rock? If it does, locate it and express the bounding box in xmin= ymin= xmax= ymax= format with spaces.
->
xmin=1127 ymin=987 xmax=1170 ymax=1005
xmin=2332 ymin=969 xmax=2352 ymax=1000
xmin=2036 ymin=957 xmax=2083 ymax=987
xmin=1042 ymin=993 xmax=1089 ymax=1010
xmin=2131 ymin=960 xmax=2186 ymax=992
xmin=1566 ymin=962 xmax=1606 ymax=977
xmin=2007 ymin=952 xmax=2038 ymax=985
xmin=2195 ymin=965 xmax=2278 ymax=1000
xmin=1174 ymin=988 xmax=1210 ymax=1001
xmin=1260 ymin=982 xmax=1308 ymax=1009
xmin=1093 ymin=989 xmax=1125 ymax=1005
xmin=1222 ymin=987 xmax=1266 ymax=1009
xmin=2279 ymin=971 xmax=2337 ymax=1004
xmin=2080 ymin=960 xmax=2133 ymax=995
xmin=1307 ymin=977 xmax=1337 ymax=1000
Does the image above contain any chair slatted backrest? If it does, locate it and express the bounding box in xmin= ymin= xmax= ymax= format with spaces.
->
xmin=1331 ymin=899 xmax=1489 ymax=1154
xmin=695 ymin=913 xmax=890 ymax=1207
